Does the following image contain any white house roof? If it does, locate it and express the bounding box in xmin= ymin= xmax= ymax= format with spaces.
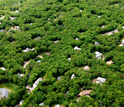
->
xmin=101 ymin=25 xmax=105 ymax=28
xmin=75 ymin=37 xmax=79 ymax=40
xmin=96 ymin=77 xmax=106 ymax=84
xmin=57 ymin=77 xmax=61 ymax=81
xmin=39 ymin=102 xmax=44 ymax=106
xmin=95 ymin=41 xmax=100 ymax=45
xmin=74 ymin=46 xmax=81 ymax=50
xmin=0 ymin=29 xmax=5 ymax=32
xmin=0 ymin=67 xmax=6 ymax=70
xmin=0 ymin=88 xmax=9 ymax=98
xmin=54 ymin=40 xmax=59 ymax=44
xmin=121 ymin=40 xmax=124 ymax=44
xmin=19 ymin=100 xmax=24 ymax=105
xmin=55 ymin=105 xmax=60 ymax=107
xmin=33 ymin=78 xmax=43 ymax=88
xmin=71 ymin=74 xmax=75 ymax=79
xmin=23 ymin=61 xmax=30 ymax=68
xmin=68 ymin=58 xmax=71 ymax=61
xmin=83 ymin=66 xmax=90 ymax=71
xmin=95 ymin=51 xmax=102 ymax=59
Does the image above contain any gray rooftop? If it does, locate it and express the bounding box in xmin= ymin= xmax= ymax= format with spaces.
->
xmin=0 ymin=88 xmax=9 ymax=98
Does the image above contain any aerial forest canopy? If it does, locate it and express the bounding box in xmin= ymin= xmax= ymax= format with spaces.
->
xmin=0 ymin=0 xmax=124 ymax=107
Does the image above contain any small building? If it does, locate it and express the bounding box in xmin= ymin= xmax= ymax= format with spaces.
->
xmin=71 ymin=74 xmax=75 ymax=79
xmin=83 ymin=66 xmax=90 ymax=71
xmin=95 ymin=77 xmax=106 ymax=85
xmin=37 ymin=55 xmax=43 ymax=59
xmin=54 ymin=40 xmax=59 ymax=44
xmin=37 ymin=60 xmax=41 ymax=63
xmin=46 ymin=52 xmax=51 ymax=56
xmin=78 ymin=90 xmax=92 ymax=97
xmin=80 ymin=10 xmax=83 ymax=12
xmin=0 ymin=29 xmax=5 ymax=32
xmin=0 ymin=88 xmax=9 ymax=99
xmin=12 ymin=10 xmax=19 ymax=13
xmin=121 ymin=40 xmax=124 ymax=44
xmin=95 ymin=41 xmax=100 ymax=45
xmin=33 ymin=78 xmax=43 ymax=88
xmin=68 ymin=58 xmax=71 ymax=61
xmin=9 ymin=17 xmax=16 ymax=21
xmin=98 ymin=15 xmax=101 ymax=18
xmin=9 ymin=26 xmax=20 ymax=31
xmin=39 ymin=102 xmax=44 ymax=106
xmin=106 ymin=60 xmax=113 ymax=66
xmin=0 ymin=67 xmax=6 ymax=70
xmin=75 ymin=37 xmax=79 ymax=40
xmin=15 ymin=105 xmax=20 ymax=107
xmin=57 ymin=77 xmax=61 ymax=81
xmin=55 ymin=104 xmax=64 ymax=107
xmin=17 ymin=73 xmax=24 ymax=78
xmin=22 ymin=48 xmax=34 ymax=52
xmin=74 ymin=46 xmax=81 ymax=50
xmin=95 ymin=51 xmax=102 ymax=59
xmin=23 ymin=61 xmax=30 ymax=68
xmin=0 ymin=16 xmax=5 ymax=20
xmin=35 ymin=37 xmax=40 ymax=40
xmin=19 ymin=100 xmax=24 ymax=105
xmin=101 ymin=25 xmax=105 ymax=28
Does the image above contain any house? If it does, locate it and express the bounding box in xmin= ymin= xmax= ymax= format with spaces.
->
xmin=75 ymin=37 xmax=79 ymax=40
xmin=23 ymin=61 xmax=30 ymax=68
xmin=95 ymin=51 xmax=102 ymax=59
xmin=0 ymin=67 xmax=6 ymax=70
xmin=101 ymin=25 xmax=105 ymax=28
xmin=19 ymin=100 xmax=24 ymax=105
xmin=80 ymin=10 xmax=83 ymax=12
xmin=23 ymin=48 xmax=30 ymax=52
xmin=121 ymin=40 xmax=124 ymax=44
xmin=83 ymin=66 xmax=90 ymax=71
xmin=71 ymin=74 xmax=75 ymax=79
xmin=78 ymin=90 xmax=92 ymax=97
xmin=12 ymin=10 xmax=19 ymax=13
xmin=74 ymin=46 xmax=81 ymax=50
xmin=35 ymin=37 xmax=40 ymax=40
xmin=122 ymin=26 xmax=124 ymax=29
xmin=95 ymin=41 xmax=100 ymax=45
xmin=9 ymin=17 xmax=16 ymax=21
xmin=0 ymin=22 xmax=2 ymax=25
xmin=46 ymin=52 xmax=51 ymax=56
xmin=0 ymin=88 xmax=9 ymax=99
xmin=37 ymin=55 xmax=43 ymax=59
xmin=33 ymin=78 xmax=43 ymax=88
xmin=55 ymin=104 xmax=64 ymax=107
xmin=37 ymin=60 xmax=41 ymax=63
xmin=103 ymin=29 xmax=119 ymax=35
xmin=95 ymin=77 xmax=106 ymax=85
xmin=9 ymin=26 xmax=20 ymax=31
xmin=98 ymin=15 xmax=101 ymax=18
xmin=0 ymin=16 xmax=5 ymax=20
xmin=0 ymin=29 xmax=5 ymax=32
xmin=54 ymin=40 xmax=59 ymax=44
xmin=68 ymin=58 xmax=71 ymax=61
xmin=22 ymin=48 xmax=34 ymax=52
xmin=17 ymin=73 xmax=24 ymax=78
xmin=106 ymin=60 xmax=113 ymax=66
xmin=39 ymin=102 xmax=44 ymax=106
xmin=57 ymin=77 xmax=61 ymax=81
xmin=15 ymin=105 xmax=20 ymax=107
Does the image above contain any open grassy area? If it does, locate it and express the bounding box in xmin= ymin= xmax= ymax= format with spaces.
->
xmin=0 ymin=83 xmax=18 ymax=92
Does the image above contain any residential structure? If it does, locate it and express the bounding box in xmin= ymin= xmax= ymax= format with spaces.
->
xmin=95 ymin=51 xmax=102 ymax=59
xmin=74 ymin=46 xmax=81 ymax=50
xmin=71 ymin=74 xmax=75 ymax=79
xmin=0 ymin=88 xmax=9 ymax=99
xmin=83 ymin=66 xmax=90 ymax=71
xmin=78 ymin=90 xmax=92 ymax=97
